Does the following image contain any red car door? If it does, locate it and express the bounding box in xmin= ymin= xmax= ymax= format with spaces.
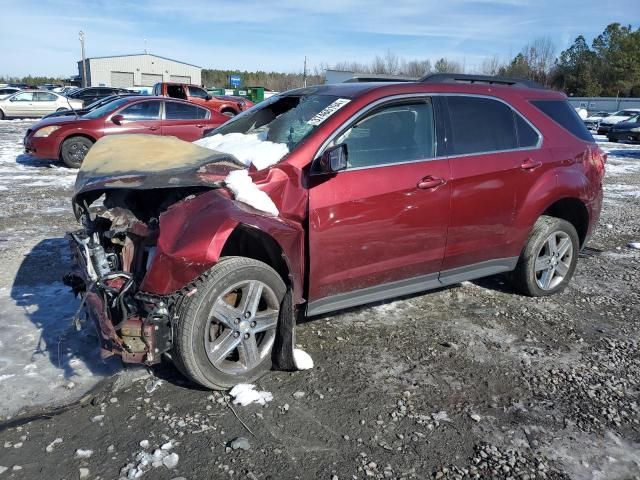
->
xmin=307 ymin=98 xmax=451 ymax=312
xmin=162 ymin=101 xmax=210 ymax=141
xmin=439 ymin=95 xmax=549 ymax=273
xmin=104 ymin=99 xmax=162 ymax=136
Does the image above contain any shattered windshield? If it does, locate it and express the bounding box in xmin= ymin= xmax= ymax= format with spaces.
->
xmin=207 ymin=94 xmax=346 ymax=151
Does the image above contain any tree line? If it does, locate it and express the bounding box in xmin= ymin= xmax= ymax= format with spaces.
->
xmin=3 ymin=23 xmax=638 ymax=97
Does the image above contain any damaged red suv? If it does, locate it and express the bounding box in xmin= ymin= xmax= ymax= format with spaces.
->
xmin=65 ymin=74 xmax=605 ymax=389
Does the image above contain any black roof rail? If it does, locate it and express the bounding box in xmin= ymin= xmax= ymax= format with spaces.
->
xmin=419 ymin=73 xmax=545 ymax=89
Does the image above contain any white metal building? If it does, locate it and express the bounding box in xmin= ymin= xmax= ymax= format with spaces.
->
xmin=77 ymin=53 xmax=201 ymax=88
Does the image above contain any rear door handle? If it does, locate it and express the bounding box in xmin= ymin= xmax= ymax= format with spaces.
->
xmin=196 ymin=124 xmax=204 ymax=128
xmin=148 ymin=126 xmax=159 ymax=131
xmin=417 ymin=176 xmax=446 ymax=189
xmin=520 ymin=158 xmax=542 ymax=171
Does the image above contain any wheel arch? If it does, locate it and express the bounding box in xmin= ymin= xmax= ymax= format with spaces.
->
xmin=220 ymin=224 xmax=291 ymax=288
xmin=542 ymin=197 xmax=589 ymax=247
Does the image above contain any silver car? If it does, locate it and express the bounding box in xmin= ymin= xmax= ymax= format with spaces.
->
xmin=0 ymin=90 xmax=83 ymax=119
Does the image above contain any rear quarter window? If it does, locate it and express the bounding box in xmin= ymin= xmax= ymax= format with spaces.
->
xmin=531 ymin=100 xmax=593 ymax=142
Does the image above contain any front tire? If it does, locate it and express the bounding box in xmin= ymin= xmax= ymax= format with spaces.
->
xmin=60 ymin=136 xmax=93 ymax=168
xmin=511 ymin=215 xmax=579 ymax=297
xmin=172 ymin=257 xmax=286 ymax=390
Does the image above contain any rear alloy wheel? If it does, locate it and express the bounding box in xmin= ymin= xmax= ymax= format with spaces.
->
xmin=56 ymin=107 xmax=68 ymax=112
xmin=511 ymin=215 xmax=579 ymax=296
xmin=61 ymin=136 xmax=93 ymax=168
xmin=173 ymin=257 xmax=285 ymax=390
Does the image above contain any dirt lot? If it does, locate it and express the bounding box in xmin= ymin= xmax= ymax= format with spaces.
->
xmin=0 ymin=120 xmax=639 ymax=480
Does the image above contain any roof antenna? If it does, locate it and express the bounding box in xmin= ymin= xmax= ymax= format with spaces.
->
xmin=144 ymin=39 xmax=148 ymax=54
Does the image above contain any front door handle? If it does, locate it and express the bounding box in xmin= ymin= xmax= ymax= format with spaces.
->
xmin=196 ymin=124 xmax=204 ymax=128
xmin=520 ymin=158 xmax=542 ymax=171
xmin=417 ymin=176 xmax=446 ymax=189
xmin=148 ymin=126 xmax=159 ymax=131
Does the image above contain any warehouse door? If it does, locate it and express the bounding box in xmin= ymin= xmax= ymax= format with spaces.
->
xmin=141 ymin=73 xmax=163 ymax=86
xmin=170 ymin=75 xmax=191 ymax=84
xmin=110 ymin=71 xmax=134 ymax=88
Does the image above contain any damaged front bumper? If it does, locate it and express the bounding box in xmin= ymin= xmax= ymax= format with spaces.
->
xmin=64 ymin=231 xmax=172 ymax=365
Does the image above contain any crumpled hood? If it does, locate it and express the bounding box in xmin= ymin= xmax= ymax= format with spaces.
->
xmin=74 ymin=134 xmax=245 ymax=197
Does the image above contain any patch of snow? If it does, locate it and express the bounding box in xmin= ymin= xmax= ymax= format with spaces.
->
xmin=162 ymin=452 xmax=179 ymax=469
xmin=224 ymin=169 xmax=278 ymax=216
xmin=628 ymin=242 xmax=640 ymax=250
xmin=229 ymin=383 xmax=273 ymax=406
xmin=45 ymin=437 xmax=63 ymax=453
xmin=139 ymin=440 xmax=150 ymax=449
xmin=74 ymin=448 xmax=93 ymax=459
xmin=293 ymin=348 xmax=314 ymax=370
xmin=0 ymin=282 xmax=120 ymax=417
xmin=194 ymin=132 xmax=289 ymax=170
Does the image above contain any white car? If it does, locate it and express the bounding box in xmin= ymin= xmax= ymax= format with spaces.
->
xmin=597 ymin=108 xmax=640 ymax=134
xmin=0 ymin=90 xmax=83 ymax=119
xmin=583 ymin=111 xmax=611 ymax=131
xmin=0 ymin=87 xmax=21 ymax=100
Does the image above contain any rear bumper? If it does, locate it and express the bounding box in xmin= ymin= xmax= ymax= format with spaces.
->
xmin=63 ymin=231 xmax=172 ymax=365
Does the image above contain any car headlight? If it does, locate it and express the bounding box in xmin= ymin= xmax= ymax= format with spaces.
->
xmin=630 ymin=127 xmax=640 ymax=133
xmin=33 ymin=125 xmax=61 ymax=137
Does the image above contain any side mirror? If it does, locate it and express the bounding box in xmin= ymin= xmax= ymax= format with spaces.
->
xmin=313 ymin=143 xmax=348 ymax=175
xmin=111 ymin=114 xmax=124 ymax=125
xmin=205 ymin=94 xmax=212 ymax=101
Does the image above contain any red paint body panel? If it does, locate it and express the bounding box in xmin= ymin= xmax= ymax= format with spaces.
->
xmin=97 ymin=81 xmax=601 ymax=311
xmin=140 ymin=188 xmax=306 ymax=304
xmin=23 ymin=96 xmax=227 ymax=162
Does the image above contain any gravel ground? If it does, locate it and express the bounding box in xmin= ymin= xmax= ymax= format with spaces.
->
xmin=0 ymin=121 xmax=639 ymax=480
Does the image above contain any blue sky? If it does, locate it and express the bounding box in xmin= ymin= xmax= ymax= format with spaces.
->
xmin=3 ymin=0 xmax=639 ymax=77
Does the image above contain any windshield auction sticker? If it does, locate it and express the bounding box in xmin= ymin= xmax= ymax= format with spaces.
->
xmin=307 ymin=98 xmax=351 ymax=126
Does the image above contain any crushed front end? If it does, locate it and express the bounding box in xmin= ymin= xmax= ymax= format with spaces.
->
xmin=65 ymin=192 xmax=188 ymax=365
xmin=64 ymin=134 xmax=243 ymax=365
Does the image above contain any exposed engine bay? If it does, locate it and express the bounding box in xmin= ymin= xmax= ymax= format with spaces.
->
xmin=65 ymin=187 xmax=210 ymax=364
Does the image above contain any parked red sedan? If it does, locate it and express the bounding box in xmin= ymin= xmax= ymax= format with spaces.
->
xmin=24 ymin=96 xmax=229 ymax=167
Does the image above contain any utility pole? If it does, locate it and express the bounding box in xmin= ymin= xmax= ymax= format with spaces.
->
xmin=303 ymin=56 xmax=307 ymax=87
xmin=79 ymin=30 xmax=87 ymax=87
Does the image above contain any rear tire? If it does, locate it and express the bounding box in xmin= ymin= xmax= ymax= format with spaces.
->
xmin=511 ymin=215 xmax=579 ymax=297
xmin=0 ymin=109 xmax=4 ymax=120
xmin=172 ymin=257 xmax=286 ymax=390
xmin=60 ymin=136 xmax=93 ymax=168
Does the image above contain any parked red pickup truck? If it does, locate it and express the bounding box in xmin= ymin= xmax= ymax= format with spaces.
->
xmin=152 ymin=82 xmax=253 ymax=117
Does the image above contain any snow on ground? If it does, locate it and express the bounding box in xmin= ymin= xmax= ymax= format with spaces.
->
xmin=0 ymin=282 xmax=119 ymax=417
xmin=0 ymin=120 xmax=119 ymax=418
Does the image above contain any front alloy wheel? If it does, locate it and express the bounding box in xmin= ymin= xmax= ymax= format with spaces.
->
xmin=173 ymin=257 xmax=286 ymax=390
xmin=205 ymin=279 xmax=279 ymax=375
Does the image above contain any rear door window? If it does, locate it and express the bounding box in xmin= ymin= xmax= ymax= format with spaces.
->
xmin=35 ymin=92 xmax=57 ymax=101
xmin=119 ymin=101 xmax=161 ymax=120
xmin=515 ymin=114 xmax=540 ymax=148
xmin=446 ymin=96 xmax=518 ymax=155
xmin=165 ymin=101 xmax=208 ymax=120
xmin=336 ymin=100 xmax=436 ymax=169
xmin=531 ymin=100 xmax=593 ymax=142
